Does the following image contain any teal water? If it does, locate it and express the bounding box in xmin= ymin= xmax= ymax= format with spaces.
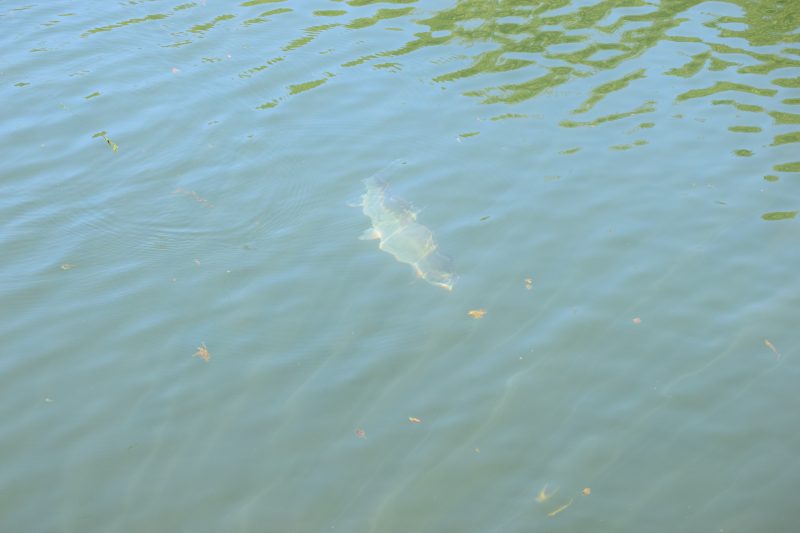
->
xmin=1 ymin=0 xmax=798 ymax=531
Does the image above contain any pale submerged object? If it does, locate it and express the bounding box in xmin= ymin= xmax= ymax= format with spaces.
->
xmin=359 ymin=165 xmax=456 ymax=291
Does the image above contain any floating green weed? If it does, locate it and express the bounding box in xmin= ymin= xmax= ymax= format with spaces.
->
xmin=93 ymin=131 xmax=118 ymax=153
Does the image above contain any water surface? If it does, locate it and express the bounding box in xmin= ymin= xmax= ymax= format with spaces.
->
xmin=1 ymin=0 xmax=798 ymax=531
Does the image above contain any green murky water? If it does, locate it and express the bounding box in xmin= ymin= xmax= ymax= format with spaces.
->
xmin=1 ymin=0 xmax=798 ymax=531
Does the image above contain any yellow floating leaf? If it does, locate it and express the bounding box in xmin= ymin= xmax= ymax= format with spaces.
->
xmin=194 ymin=342 xmax=210 ymax=362
xmin=547 ymin=499 xmax=573 ymax=517
xmin=409 ymin=417 xmax=421 ymax=423
xmin=582 ymin=487 xmax=591 ymax=496
xmin=468 ymin=309 xmax=487 ymax=319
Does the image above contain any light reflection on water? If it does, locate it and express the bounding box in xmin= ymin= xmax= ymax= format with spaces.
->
xmin=50 ymin=0 xmax=798 ymax=178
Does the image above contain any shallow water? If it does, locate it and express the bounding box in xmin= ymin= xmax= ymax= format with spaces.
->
xmin=1 ymin=0 xmax=798 ymax=531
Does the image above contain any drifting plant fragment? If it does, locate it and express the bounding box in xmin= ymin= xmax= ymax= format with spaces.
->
xmin=92 ymin=131 xmax=118 ymax=152
xmin=194 ymin=342 xmax=210 ymax=362
xmin=547 ymin=499 xmax=573 ymax=517
xmin=764 ymin=339 xmax=781 ymax=359
xmin=468 ymin=309 xmax=487 ymax=319
xmin=536 ymin=484 xmax=557 ymax=503
xmin=174 ymin=187 xmax=214 ymax=209
xmin=103 ymin=135 xmax=117 ymax=152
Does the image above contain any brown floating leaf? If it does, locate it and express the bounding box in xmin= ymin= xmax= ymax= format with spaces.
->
xmin=632 ymin=317 xmax=642 ymax=324
xmin=194 ymin=342 xmax=210 ymax=362
xmin=468 ymin=309 xmax=487 ymax=319
xmin=354 ymin=428 xmax=366 ymax=439
xmin=524 ymin=277 xmax=533 ymax=290
xmin=582 ymin=487 xmax=591 ymax=496
xmin=408 ymin=417 xmax=421 ymax=423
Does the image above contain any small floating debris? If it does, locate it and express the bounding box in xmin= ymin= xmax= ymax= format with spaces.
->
xmin=194 ymin=342 xmax=210 ymax=362
xmin=582 ymin=487 xmax=592 ymax=496
xmin=524 ymin=277 xmax=533 ymax=290
xmin=536 ymin=484 xmax=557 ymax=503
xmin=408 ymin=417 xmax=422 ymax=424
xmin=632 ymin=317 xmax=642 ymax=324
xmin=60 ymin=263 xmax=75 ymax=270
xmin=468 ymin=309 xmax=487 ymax=319
xmin=102 ymin=135 xmax=118 ymax=152
xmin=354 ymin=428 xmax=366 ymax=439
xmin=92 ymin=131 xmax=118 ymax=153
xmin=173 ymin=187 xmax=213 ymax=209
xmin=547 ymin=499 xmax=573 ymax=517
xmin=764 ymin=338 xmax=781 ymax=359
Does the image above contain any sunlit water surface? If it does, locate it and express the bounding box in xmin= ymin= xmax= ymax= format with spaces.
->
xmin=1 ymin=0 xmax=798 ymax=531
